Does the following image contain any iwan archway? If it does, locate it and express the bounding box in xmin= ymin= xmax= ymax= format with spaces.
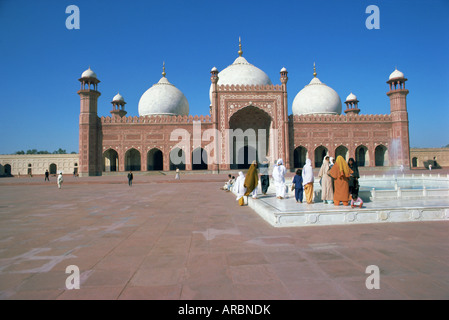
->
xmin=229 ymin=106 xmax=271 ymax=169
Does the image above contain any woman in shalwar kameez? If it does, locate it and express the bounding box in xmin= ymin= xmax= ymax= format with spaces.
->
xmin=329 ymin=156 xmax=353 ymax=206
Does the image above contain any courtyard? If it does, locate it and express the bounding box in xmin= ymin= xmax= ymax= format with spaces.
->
xmin=0 ymin=171 xmax=448 ymax=300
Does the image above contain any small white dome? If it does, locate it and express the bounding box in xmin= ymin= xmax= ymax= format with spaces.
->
xmin=389 ymin=68 xmax=404 ymax=80
xmin=112 ymin=93 xmax=124 ymax=102
xmin=280 ymin=67 xmax=287 ymax=72
xmin=138 ymin=76 xmax=189 ymax=116
xmin=81 ymin=67 xmax=97 ymax=79
xmin=345 ymin=92 xmax=357 ymax=101
xmin=211 ymin=66 xmax=218 ymax=72
xmin=209 ymin=55 xmax=272 ymax=101
xmin=292 ymin=77 xmax=342 ymax=115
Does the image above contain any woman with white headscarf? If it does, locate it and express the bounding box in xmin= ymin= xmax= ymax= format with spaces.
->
xmin=233 ymin=171 xmax=246 ymax=202
xmin=272 ymin=159 xmax=287 ymax=199
xmin=302 ymin=159 xmax=314 ymax=204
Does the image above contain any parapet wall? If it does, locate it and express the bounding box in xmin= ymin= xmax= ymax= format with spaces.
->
xmin=217 ymin=84 xmax=284 ymax=92
xmin=101 ymin=114 xmax=213 ymax=124
xmin=290 ymin=113 xmax=392 ymax=123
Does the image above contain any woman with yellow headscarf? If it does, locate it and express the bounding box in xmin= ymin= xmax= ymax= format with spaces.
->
xmin=329 ymin=155 xmax=353 ymax=206
xmin=244 ymin=160 xmax=259 ymax=198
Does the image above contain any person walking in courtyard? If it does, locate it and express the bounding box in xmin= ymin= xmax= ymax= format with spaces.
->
xmin=57 ymin=171 xmax=63 ymax=189
xmin=318 ymin=156 xmax=334 ymax=204
xmin=175 ymin=167 xmax=180 ymax=180
xmin=259 ymin=158 xmax=270 ymax=195
xmin=329 ymin=156 xmax=353 ymax=206
xmin=302 ymin=158 xmax=314 ymax=204
xmin=348 ymin=158 xmax=360 ymax=199
xmin=244 ymin=160 xmax=259 ymax=199
xmin=272 ymin=159 xmax=287 ymax=199
xmin=291 ymin=169 xmax=304 ymax=203
xmin=45 ymin=169 xmax=50 ymax=182
xmin=128 ymin=171 xmax=133 ymax=186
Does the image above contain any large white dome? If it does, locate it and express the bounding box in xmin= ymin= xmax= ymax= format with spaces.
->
xmin=209 ymin=55 xmax=272 ymax=101
xmin=292 ymin=77 xmax=342 ymax=115
xmin=138 ymin=76 xmax=189 ymax=116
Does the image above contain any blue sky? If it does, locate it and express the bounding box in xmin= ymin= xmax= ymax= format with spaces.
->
xmin=0 ymin=0 xmax=448 ymax=154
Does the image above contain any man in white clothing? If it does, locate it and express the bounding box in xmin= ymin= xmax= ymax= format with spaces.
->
xmin=272 ymin=159 xmax=287 ymax=199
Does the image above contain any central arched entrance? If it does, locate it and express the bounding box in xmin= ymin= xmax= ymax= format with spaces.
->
xmin=229 ymin=106 xmax=271 ymax=169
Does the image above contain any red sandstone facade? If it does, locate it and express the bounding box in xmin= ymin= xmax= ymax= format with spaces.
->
xmin=77 ymin=68 xmax=410 ymax=176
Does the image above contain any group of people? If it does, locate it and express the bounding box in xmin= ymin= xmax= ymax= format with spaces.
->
xmin=229 ymin=155 xmax=363 ymax=208
xmin=316 ymin=155 xmax=363 ymax=207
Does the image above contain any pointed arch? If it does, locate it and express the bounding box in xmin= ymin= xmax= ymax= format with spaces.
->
xmin=355 ymin=145 xmax=369 ymax=167
xmin=125 ymin=148 xmax=141 ymax=171
xmin=314 ymin=146 xmax=328 ymax=168
xmin=192 ymin=147 xmax=208 ymax=170
xmin=335 ymin=145 xmax=349 ymax=161
xmin=170 ymin=147 xmax=186 ymax=171
xmin=103 ymin=148 xmax=119 ymax=172
xmin=293 ymin=146 xmax=307 ymax=168
xmin=375 ymin=145 xmax=388 ymax=166
xmin=147 ymin=148 xmax=163 ymax=171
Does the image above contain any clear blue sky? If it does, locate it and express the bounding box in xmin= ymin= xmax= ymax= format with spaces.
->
xmin=0 ymin=0 xmax=448 ymax=154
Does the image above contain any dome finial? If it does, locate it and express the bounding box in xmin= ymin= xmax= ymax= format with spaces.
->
xmin=313 ymin=62 xmax=317 ymax=77
xmin=238 ymin=36 xmax=243 ymax=57
xmin=162 ymin=61 xmax=166 ymax=77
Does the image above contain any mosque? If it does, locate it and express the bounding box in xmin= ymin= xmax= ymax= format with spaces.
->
xmin=77 ymin=40 xmax=411 ymax=176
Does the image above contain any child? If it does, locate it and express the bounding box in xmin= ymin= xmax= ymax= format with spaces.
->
xmin=291 ymin=169 xmax=304 ymax=203
xmin=351 ymin=194 xmax=363 ymax=208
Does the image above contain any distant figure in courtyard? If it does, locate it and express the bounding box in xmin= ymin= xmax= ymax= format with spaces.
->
xmin=329 ymin=156 xmax=353 ymax=206
xmin=318 ymin=156 xmax=334 ymax=204
xmin=348 ymin=158 xmax=360 ymax=199
xmin=175 ymin=167 xmax=180 ymax=180
xmin=302 ymin=158 xmax=314 ymax=204
xmin=244 ymin=161 xmax=259 ymax=199
xmin=399 ymin=164 xmax=404 ymax=173
xmin=272 ymin=159 xmax=287 ymax=199
xmin=259 ymin=158 xmax=270 ymax=195
xmin=429 ymin=164 xmax=432 ymax=171
xmin=233 ymin=171 xmax=246 ymax=205
xmin=291 ymin=169 xmax=304 ymax=203
xmin=57 ymin=171 xmax=63 ymax=189
xmin=351 ymin=194 xmax=364 ymax=208
xmin=45 ymin=170 xmax=50 ymax=182
xmin=128 ymin=171 xmax=133 ymax=186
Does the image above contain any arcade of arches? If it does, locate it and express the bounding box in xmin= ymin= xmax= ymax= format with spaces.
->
xmin=292 ymin=144 xmax=389 ymax=169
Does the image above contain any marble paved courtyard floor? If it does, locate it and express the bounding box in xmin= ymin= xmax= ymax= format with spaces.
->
xmin=1 ymin=173 xmax=449 ymax=300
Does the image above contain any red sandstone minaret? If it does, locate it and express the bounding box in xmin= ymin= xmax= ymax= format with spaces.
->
xmin=210 ymin=66 xmax=219 ymax=172
xmin=387 ymin=68 xmax=410 ymax=168
xmin=78 ymin=67 xmax=102 ymax=176
xmin=110 ymin=93 xmax=127 ymax=118
xmin=280 ymin=67 xmax=290 ymax=169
